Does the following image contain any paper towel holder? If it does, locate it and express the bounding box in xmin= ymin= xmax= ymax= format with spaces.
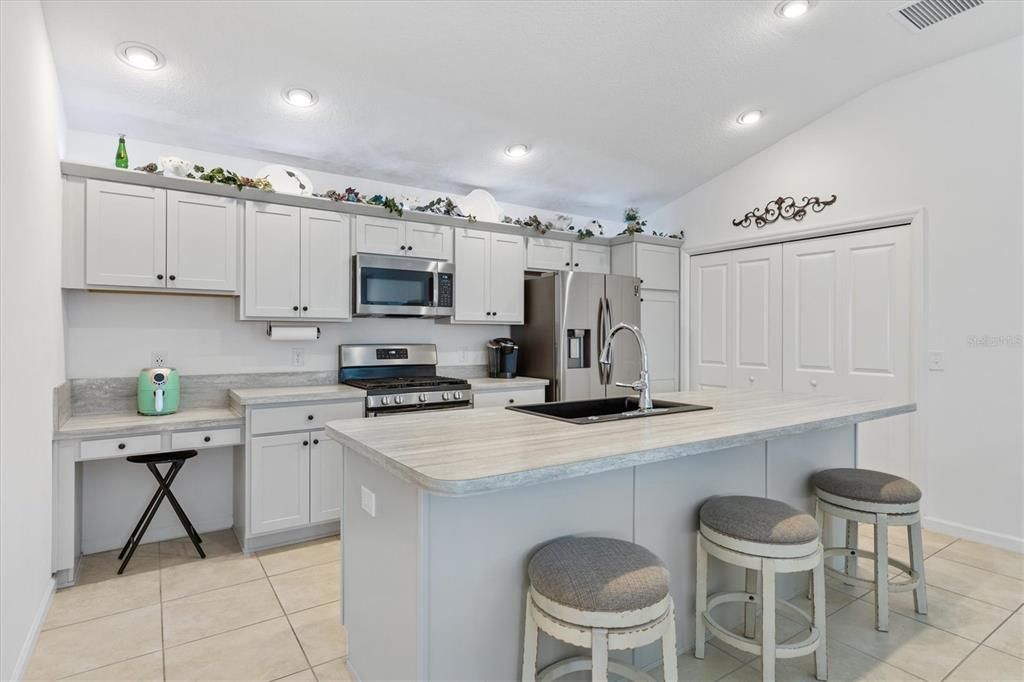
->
xmin=266 ymin=321 xmax=322 ymax=339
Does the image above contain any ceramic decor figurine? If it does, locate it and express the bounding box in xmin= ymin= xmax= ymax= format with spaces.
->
xmin=115 ymin=134 xmax=129 ymax=169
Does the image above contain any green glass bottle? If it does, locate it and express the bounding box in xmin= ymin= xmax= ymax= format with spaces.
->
xmin=115 ymin=134 xmax=128 ymax=169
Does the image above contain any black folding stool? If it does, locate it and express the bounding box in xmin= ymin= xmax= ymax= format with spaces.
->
xmin=118 ymin=449 xmax=205 ymax=574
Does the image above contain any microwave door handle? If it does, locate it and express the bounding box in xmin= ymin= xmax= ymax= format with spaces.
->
xmin=429 ymin=271 xmax=436 ymax=309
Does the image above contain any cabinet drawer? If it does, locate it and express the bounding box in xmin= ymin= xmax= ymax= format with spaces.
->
xmin=250 ymin=401 xmax=364 ymax=435
xmin=80 ymin=434 xmax=163 ymax=461
xmin=473 ymin=388 xmax=546 ymax=409
xmin=171 ymin=427 xmax=242 ymax=450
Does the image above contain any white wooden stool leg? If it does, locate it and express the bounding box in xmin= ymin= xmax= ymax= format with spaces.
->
xmin=874 ymin=513 xmax=889 ymax=632
xmin=522 ymin=592 xmax=538 ymax=682
xmin=845 ymin=519 xmax=859 ymax=577
xmin=761 ymin=559 xmax=777 ymax=682
xmin=662 ymin=598 xmax=679 ymax=682
xmin=695 ymin=536 xmax=708 ymax=659
xmin=744 ymin=568 xmax=758 ymax=639
xmin=812 ymin=560 xmax=828 ymax=681
xmin=908 ymin=520 xmax=928 ymax=615
xmin=592 ymin=628 xmax=609 ymax=682
xmin=810 ymin=499 xmax=824 ymax=599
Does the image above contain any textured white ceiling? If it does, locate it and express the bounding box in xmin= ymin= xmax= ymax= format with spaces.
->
xmin=41 ymin=0 xmax=1021 ymax=219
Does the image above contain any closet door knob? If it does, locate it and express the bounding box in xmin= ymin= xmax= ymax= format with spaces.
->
xmin=810 ymin=379 xmax=818 ymax=387
xmin=748 ymin=375 xmax=755 ymax=383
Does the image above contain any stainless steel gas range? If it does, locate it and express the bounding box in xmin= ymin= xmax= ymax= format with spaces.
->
xmin=339 ymin=344 xmax=473 ymax=417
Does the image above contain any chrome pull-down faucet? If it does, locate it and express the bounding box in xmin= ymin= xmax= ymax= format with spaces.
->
xmin=599 ymin=322 xmax=654 ymax=412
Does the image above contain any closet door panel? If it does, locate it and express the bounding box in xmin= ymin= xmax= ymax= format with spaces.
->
xmin=689 ymin=253 xmax=732 ymax=390
xmin=731 ymin=245 xmax=782 ymax=390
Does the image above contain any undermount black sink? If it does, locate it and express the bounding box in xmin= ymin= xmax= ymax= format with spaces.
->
xmin=507 ymin=396 xmax=712 ymax=425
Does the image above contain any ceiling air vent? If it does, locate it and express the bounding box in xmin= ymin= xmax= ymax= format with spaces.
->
xmin=891 ymin=0 xmax=984 ymax=31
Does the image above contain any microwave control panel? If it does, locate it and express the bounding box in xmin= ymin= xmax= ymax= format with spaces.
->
xmin=437 ymin=272 xmax=453 ymax=307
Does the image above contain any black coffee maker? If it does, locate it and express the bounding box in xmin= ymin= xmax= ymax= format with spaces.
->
xmin=486 ymin=338 xmax=519 ymax=378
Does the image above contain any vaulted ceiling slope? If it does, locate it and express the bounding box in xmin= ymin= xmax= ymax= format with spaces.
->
xmin=41 ymin=0 xmax=1021 ymax=220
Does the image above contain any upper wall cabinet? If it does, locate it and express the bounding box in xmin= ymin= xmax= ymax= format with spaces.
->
xmin=354 ymin=215 xmax=452 ymax=260
xmin=453 ymin=228 xmax=524 ymax=323
xmin=244 ymin=203 xmax=351 ymax=320
xmin=610 ymin=242 xmax=680 ymax=291
xmin=572 ymin=243 xmax=611 ymax=274
xmin=85 ymin=181 xmax=239 ymax=292
xmin=526 ymin=238 xmax=610 ymax=274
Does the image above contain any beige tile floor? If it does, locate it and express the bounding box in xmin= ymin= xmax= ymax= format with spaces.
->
xmin=24 ymin=528 xmax=1023 ymax=681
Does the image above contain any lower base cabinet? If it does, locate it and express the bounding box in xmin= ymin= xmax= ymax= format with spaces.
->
xmin=249 ymin=429 xmax=344 ymax=535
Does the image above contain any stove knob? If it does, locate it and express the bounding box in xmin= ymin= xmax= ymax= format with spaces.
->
xmin=395 ymin=395 xmax=404 ymax=404
xmin=380 ymin=396 xmax=391 ymax=406
xmin=442 ymin=392 xmax=451 ymax=400
xmin=419 ymin=393 xmax=428 ymax=402
xmin=454 ymin=391 xmax=463 ymax=400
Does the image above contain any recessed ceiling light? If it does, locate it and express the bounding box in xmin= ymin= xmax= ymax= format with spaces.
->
xmin=504 ymin=144 xmax=530 ymax=158
xmin=282 ymin=87 xmax=318 ymax=107
xmin=116 ymin=42 xmax=164 ymax=70
xmin=736 ymin=110 xmax=763 ymax=126
xmin=775 ymin=0 xmax=812 ymax=19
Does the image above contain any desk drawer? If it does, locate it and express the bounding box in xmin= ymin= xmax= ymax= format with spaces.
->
xmin=171 ymin=427 xmax=242 ymax=450
xmin=473 ymin=388 xmax=546 ymax=409
xmin=80 ymin=434 xmax=163 ymax=461
xmin=250 ymin=401 xmax=364 ymax=435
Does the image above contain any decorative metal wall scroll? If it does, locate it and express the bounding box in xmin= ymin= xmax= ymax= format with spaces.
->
xmin=732 ymin=194 xmax=837 ymax=229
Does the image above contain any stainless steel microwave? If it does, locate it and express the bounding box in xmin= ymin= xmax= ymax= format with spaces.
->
xmin=354 ymin=254 xmax=454 ymax=317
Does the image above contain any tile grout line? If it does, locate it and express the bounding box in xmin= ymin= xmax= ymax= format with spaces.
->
xmin=927 ymin=552 xmax=1024 ymax=583
xmin=54 ymin=650 xmax=164 ymax=681
xmin=159 ymin=540 xmax=167 ymax=681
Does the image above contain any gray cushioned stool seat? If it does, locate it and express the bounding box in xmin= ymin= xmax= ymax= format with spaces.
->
xmin=812 ymin=468 xmax=922 ymax=505
xmin=700 ymin=496 xmax=819 ymax=545
xmin=528 ymin=537 xmax=669 ymax=613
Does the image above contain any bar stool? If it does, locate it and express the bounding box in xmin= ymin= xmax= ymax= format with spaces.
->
xmin=522 ymin=536 xmax=678 ymax=682
xmin=811 ymin=468 xmax=927 ymax=632
xmin=696 ymin=496 xmax=827 ymax=682
xmin=118 ymin=449 xmax=205 ymax=574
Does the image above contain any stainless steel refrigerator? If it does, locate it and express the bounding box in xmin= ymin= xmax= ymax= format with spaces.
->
xmin=511 ymin=271 xmax=642 ymax=402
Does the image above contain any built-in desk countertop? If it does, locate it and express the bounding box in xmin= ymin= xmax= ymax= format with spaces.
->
xmin=54 ymin=407 xmax=243 ymax=441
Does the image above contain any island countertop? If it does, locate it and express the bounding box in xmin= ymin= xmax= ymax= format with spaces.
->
xmin=325 ymin=389 xmax=915 ymax=496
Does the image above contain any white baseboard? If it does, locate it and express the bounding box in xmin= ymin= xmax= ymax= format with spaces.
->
xmin=11 ymin=577 xmax=55 ymax=682
xmin=82 ymin=515 xmax=235 ymax=555
xmin=924 ymin=516 xmax=1024 ymax=553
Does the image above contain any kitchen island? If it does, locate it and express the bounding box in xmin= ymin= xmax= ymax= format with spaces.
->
xmin=325 ymin=389 xmax=914 ymax=681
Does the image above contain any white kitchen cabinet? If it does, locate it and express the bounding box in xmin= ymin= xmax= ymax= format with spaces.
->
xmin=301 ymin=208 xmax=351 ymax=319
xmin=244 ymin=202 xmax=302 ymax=318
xmin=250 ymin=432 xmax=311 ymax=534
xmin=526 ymin=237 xmax=573 ymax=271
xmin=244 ymin=203 xmax=351 ymax=320
xmin=85 ymin=180 xmax=167 ymax=288
xmin=309 ymin=434 xmax=344 ymax=523
xmin=453 ymin=229 xmax=524 ymax=323
xmin=355 ymin=215 xmax=452 ymax=260
xmin=641 ymin=289 xmax=679 ymax=393
xmin=472 ymin=387 xmax=546 ymax=409
xmin=166 ymin=191 xmax=238 ymax=291
xmin=636 ymin=243 xmax=680 ymax=290
xmin=689 ymin=245 xmax=782 ymax=391
xmin=572 ymin=243 xmax=611 ymax=274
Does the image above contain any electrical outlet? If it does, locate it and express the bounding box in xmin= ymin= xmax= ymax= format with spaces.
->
xmin=290 ymin=348 xmax=305 ymax=367
xmin=360 ymin=486 xmax=376 ymax=517
xmin=928 ymin=350 xmax=945 ymax=371
xmin=151 ymin=351 xmax=168 ymax=367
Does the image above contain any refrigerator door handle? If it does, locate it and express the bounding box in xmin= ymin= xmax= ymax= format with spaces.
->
xmin=599 ymin=296 xmax=613 ymax=384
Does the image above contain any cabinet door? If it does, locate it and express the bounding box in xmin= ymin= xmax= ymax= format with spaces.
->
xmin=354 ymin=215 xmax=405 ymax=256
xmin=250 ymin=432 xmax=310 ymax=534
xmin=300 ymin=209 xmax=350 ymax=320
xmin=641 ymin=289 xmax=679 ymax=393
xmin=572 ymin=243 xmax=611 ymax=274
xmin=85 ymin=180 xmax=167 ymax=288
xmin=689 ymin=252 xmax=732 ymax=389
xmin=636 ymin=243 xmax=680 ymax=290
xmin=244 ymin=203 xmax=301 ymax=318
xmin=166 ymin=191 xmax=238 ymax=292
xmin=405 ymin=223 xmax=452 ymax=260
xmin=488 ymin=233 xmax=525 ymax=323
xmin=731 ymin=245 xmax=782 ymax=390
xmin=453 ymin=228 xmax=491 ymax=322
xmin=526 ymin=238 xmax=572 ymax=271
xmin=309 ymin=433 xmax=344 ymax=524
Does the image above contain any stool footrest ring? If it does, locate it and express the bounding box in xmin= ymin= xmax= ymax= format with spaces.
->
xmin=537 ymin=655 xmax=657 ymax=682
xmin=703 ymin=591 xmax=821 ymax=659
xmin=823 ymin=547 xmax=921 ymax=592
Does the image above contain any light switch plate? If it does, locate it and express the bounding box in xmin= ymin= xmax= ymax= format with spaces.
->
xmin=360 ymin=486 xmax=376 ymax=517
xmin=928 ymin=351 xmax=945 ymax=371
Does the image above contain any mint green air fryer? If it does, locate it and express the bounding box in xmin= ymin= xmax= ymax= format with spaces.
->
xmin=138 ymin=368 xmax=180 ymax=415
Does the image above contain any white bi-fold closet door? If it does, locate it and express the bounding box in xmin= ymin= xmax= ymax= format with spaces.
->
xmin=690 ymin=225 xmax=912 ymax=476
xmin=689 ymin=244 xmax=783 ymax=391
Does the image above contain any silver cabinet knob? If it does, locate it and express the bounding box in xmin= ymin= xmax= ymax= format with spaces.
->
xmin=419 ymin=393 xmax=427 ymax=402
xmin=810 ymin=379 xmax=818 ymax=387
